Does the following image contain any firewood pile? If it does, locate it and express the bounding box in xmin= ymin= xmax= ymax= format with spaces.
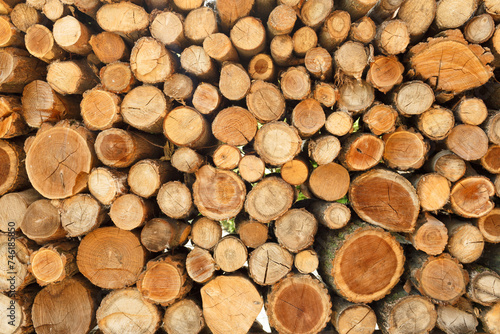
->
xmin=1 ymin=0 xmax=500 ymax=333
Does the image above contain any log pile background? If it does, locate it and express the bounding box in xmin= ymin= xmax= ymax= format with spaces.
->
xmin=1 ymin=0 xmax=500 ymax=333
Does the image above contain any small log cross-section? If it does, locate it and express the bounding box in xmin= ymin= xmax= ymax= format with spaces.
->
xmin=201 ymin=275 xmax=263 ymax=334
xmin=248 ymin=242 xmax=293 ymax=285
xmin=266 ymin=274 xmax=332 ymax=334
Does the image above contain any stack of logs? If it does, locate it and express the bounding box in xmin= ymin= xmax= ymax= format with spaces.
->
xmin=1 ymin=0 xmax=500 ymax=333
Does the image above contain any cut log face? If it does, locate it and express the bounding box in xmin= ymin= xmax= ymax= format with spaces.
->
xmin=446 ymin=220 xmax=485 ymax=264
xmin=275 ymin=208 xmax=318 ymax=253
xmin=254 ymin=121 xmax=302 ymax=166
xmin=0 ymin=234 xmax=32 ymax=292
xmin=21 ymin=199 xmax=66 ymax=245
xmin=481 ymin=145 xmax=500 ymax=174
xmin=184 ymin=7 xmax=217 ymax=45
xmin=77 ymin=226 xmax=146 ymax=289
xmin=309 ymin=162 xmax=350 ymax=201
xmin=140 ymin=217 xmax=191 ymax=252
xmin=280 ymin=157 xmax=309 ymax=185
xmin=319 ymin=10 xmax=350 ymax=51
xmin=248 ymin=53 xmax=275 ymax=81
xmin=191 ymin=217 xmax=222 ymax=250
xmin=137 ymin=254 xmax=192 ymax=306
xmin=219 ymin=62 xmax=251 ymax=101
xmin=477 ymin=208 xmax=500 ymax=243
xmin=110 ymin=193 xmax=153 ymax=230
xmin=186 ymin=246 xmax=217 ymax=283
xmin=436 ymin=298 xmax=478 ymax=334
xmin=230 ymin=16 xmax=266 ymax=58
xmin=383 ymin=128 xmax=428 ymax=171
xmin=332 ymin=300 xmax=377 ymax=334
xmin=408 ymin=30 xmax=494 ymax=95
xmin=291 ymin=98 xmax=325 ymax=137
xmin=308 ymin=135 xmax=341 ymax=166
xmin=245 ymin=176 xmax=294 ymax=223
xmin=410 ymin=213 xmax=448 ymax=256
xmin=294 ymin=249 xmax=319 ymax=274
xmin=480 ymin=302 xmax=500 ymax=334
xmin=238 ymin=155 xmax=265 ymax=183
xmin=96 ymin=288 xmax=161 ymax=334
xmin=0 ymin=139 xmax=28 ymax=196
xmin=193 ymin=165 xmax=246 ymax=221
xmin=340 ymin=133 xmax=384 ymax=171
xmin=157 ymin=181 xmax=193 ymax=219
xmin=29 ymin=241 xmax=78 ymax=286
xmin=428 ymin=150 xmax=466 ymax=182
xmin=446 ymin=124 xmax=489 ymax=161
xmin=0 ymin=188 xmax=41 ymax=232
xmin=80 ymin=88 xmax=122 ymax=131
xmin=201 ymin=275 xmax=263 ymax=334
xmin=246 ymin=80 xmax=285 ymax=123
xmin=450 ymin=176 xmax=495 ymax=218
xmin=417 ymin=106 xmax=455 ymax=141
xmin=32 ymin=277 xmax=97 ymax=334
xmin=467 ymin=265 xmax=500 ymax=306
xmin=338 ymin=78 xmax=374 ymax=113
xmin=317 ymin=224 xmax=405 ymax=303
xmin=237 ymin=219 xmax=269 ymax=248
xmin=212 ymin=106 xmax=257 ymax=146
xmin=393 ymin=80 xmax=434 ymax=116
xmin=163 ymin=106 xmax=211 ymax=148
xmin=349 ymin=169 xmax=419 ymax=233
xmin=213 ymin=236 xmax=248 ymax=272
xmin=325 ymin=110 xmax=353 ymax=137
xmin=414 ymin=173 xmax=451 ymax=212
xmin=100 ymin=62 xmax=136 ymax=94
xmin=96 ymin=2 xmax=150 ymax=41
xmin=266 ymin=274 xmax=332 ymax=334
xmin=309 ymin=201 xmax=351 ymax=230
xmin=163 ymin=299 xmax=205 ymax=334
xmin=60 ymin=194 xmax=105 ymax=237
xmin=130 ymin=37 xmax=176 ymax=84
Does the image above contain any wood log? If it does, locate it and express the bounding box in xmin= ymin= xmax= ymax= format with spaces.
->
xmin=316 ymin=222 xmax=405 ymax=303
xmin=275 ymin=208 xmax=317 ymax=253
xmin=163 ymin=73 xmax=194 ymax=102
xmin=0 ymin=111 xmax=28 ymax=139
xmin=28 ymin=241 xmax=78 ymax=286
xmin=408 ymin=30 xmax=493 ymax=97
xmin=171 ymin=0 xmax=202 ymax=12
xmin=393 ymin=80 xmax=434 ymax=117
xmin=369 ymin=0 xmax=403 ymax=24
xmin=246 ymin=80 xmax=285 ymax=123
xmin=163 ymin=299 xmax=205 ymax=334
xmin=110 ymin=193 xmax=155 ymax=230
xmin=96 ymin=287 xmax=161 ymax=334
xmin=325 ymin=110 xmax=353 ymax=137
xmin=417 ymin=106 xmax=455 ymax=141
xmin=349 ymin=169 xmax=419 ymax=233
xmin=413 ymin=173 xmax=451 ymax=212
xmin=52 ymin=16 xmax=92 ymax=55
xmin=180 ymin=46 xmax=217 ymax=81
xmin=89 ymin=32 xmax=128 ymax=64
xmin=42 ymin=0 xmax=70 ymax=22
xmin=73 ymin=0 xmax=101 ymax=18
xmin=308 ymin=135 xmax=341 ymax=166
xmin=450 ymin=176 xmax=495 ymax=218
xmin=212 ymin=106 xmax=257 ymax=146
xmin=137 ymin=254 xmax=192 ymax=306
xmin=96 ymin=2 xmax=149 ymax=41
xmin=0 ymin=48 xmax=47 ymax=93
xmin=10 ymin=3 xmax=44 ymax=32
xmin=293 ymin=26 xmax=317 ymax=56
xmin=339 ymin=133 xmax=384 ymax=172
xmin=216 ymin=0 xmax=255 ymax=31
xmin=60 ymin=194 xmax=105 ymax=237
xmin=486 ymin=111 xmax=500 ymax=144
xmin=375 ymin=19 xmax=409 ymax=56
xmin=203 ymin=33 xmax=239 ymax=63
xmin=191 ymin=217 xmax=221 ymax=250
xmin=130 ymin=37 xmax=176 ymax=84
xmin=21 ymin=80 xmax=79 ymax=128
xmin=337 ymin=0 xmax=376 ymax=21
xmin=236 ymin=217 xmax=268 ymax=248
xmin=193 ymin=165 xmax=246 ymax=220
xmin=0 ymin=189 xmax=41 ymax=232
xmin=270 ymin=35 xmax=297 ymax=66
xmin=366 ymin=55 xmax=404 ymax=93
xmin=184 ymin=7 xmax=217 ymax=45
xmin=293 ymin=249 xmax=318 ymax=274
xmin=266 ymin=273 xmax=332 ymax=334
xmin=436 ymin=298 xmax=477 ymax=334
xmin=313 ymin=82 xmax=338 ymax=108
xmin=248 ymin=242 xmax=293 ymax=285
xmin=444 ymin=219 xmax=485 ymax=264
xmin=77 ymin=226 xmax=146 ymax=289
xmin=349 ymin=16 xmax=376 ymax=44
xmin=186 ymin=246 xmax=217 ymax=283
xmin=80 ymin=87 xmax=121 ymax=131
xmin=0 ymin=286 xmax=36 ymax=334
xmin=466 ymin=264 xmax=500 ymax=306
xmin=0 ymin=0 xmax=20 ymax=14
xmin=25 ymin=121 xmax=96 ymax=199
xmin=248 ymin=53 xmax=275 ymax=81
xmin=129 ymin=159 xmax=176 ymax=198
xmin=219 ymin=62 xmax=251 ymax=101
xmin=362 ymin=103 xmax=397 ymax=136
xmin=150 ymin=10 xmax=186 ymax=52
xmin=426 ymin=150 xmax=466 ymax=182
xmin=477 ymin=208 xmax=500 ymax=243
xmin=99 ymin=62 xmax=136 ymax=94
xmin=94 ymin=128 xmax=163 ymax=168
xmin=0 ymin=234 xmax=33 ymax=292
xmin=319 ymin=10 xmax=350 ymax=51
xmin=0 ymin=95 xmax=20 ymax=119
xmin=140 ymin=217 xmax=190 ymax=252
xmin=157 ymin=181 xmax=194 ymax=219
xmin=338 ymin=78 xmax=374 ymax=113
xmin=280 ymin=66 xmax=311 ymax=100
xmin=0 ymin=15 xmax=23 ymax=47
xmin=230 ymin=16 xmax=266 ymax=58
xmin=334 ymin=41 xmax=368 ymax=80
xmin=32 ymin=276 xmax=97 ymax=334
xmin=375 ymin=286 xmax=436 ymax=334
xmin=409 ymin=252 xmax=468 ymax=304
xmin=280 ymin=157 xmax=309 ymax=185
xmin=446 ymin=124 xmax=489 ymax=161
xmin=245 ymin=176 xmax=294 ymax=223
xmin=238 ymin=155 xmax=265 ymax=183
xmin=453 ymin=97 xmax=488 ymax=126
xmin=464 ymin=13 xmax=495 ymax=44
xmin=434 ymin=0 xmax=478 ymax=31
xmin=291 ymin=98 xmax=325 ymax=137
xmin=254 ymin=121 xmax=301 ymax=165
xmin=304 ymin=47 xmax=332 ymax=81
xmin=46 ymin=60 xmax=99 ymax=95
xmin=300 ymin=0 xmax=333 ymax=29
xmin=192 ymin=82 xmax=222 ymax=115
xmin=408 ymin=213 xmax=448 ymax=256
xmin=201 ymin=275 xmax=263 ymax=334
xmin=213 ymin=144 xmax=241 ymax=170
xmin=383 ymin=128 xmax=429 ymax=171
xmin=163 ymin=106 xmax=211 ymax=148
xmin=309 ymin=201 xmax=350 ymax=230
xmin=213 ymin=235 xmax=248 ymax=272
xmin=331 ymin=297 xmax=376 ymax=334
xmin=171 ymin=147 xmax=204 ymax=173
xmin=308 ymin=162 xmax=350 ymax=201
xmin=397 ymin=0 xmax=436 ymax=42
xmin=0 ymin=139 xmax=28 ymax=196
